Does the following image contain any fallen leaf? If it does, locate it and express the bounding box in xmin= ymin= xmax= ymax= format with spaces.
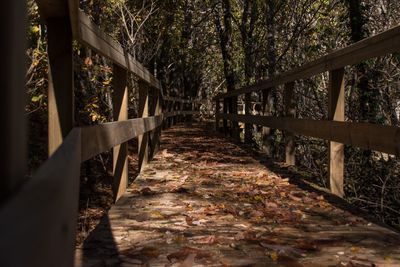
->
xmin=140 ymin=247 xmax=160 ymax=258
xmin=270 ymin=251 xmax=279 ymax=261
xmin=140 ymin=187 xmax=155 ymax=195
xmin=167 ymin=247 xmax=212 ymax=262
xmin=295 ymin=240 xmax=318 ymax=252
xmin=192 ymin=235 xmax=216 ymax=244
xmin=350 ymin=246 xmax=361 ymax=254
xmin=185 ymin=216 xmax=194 ymax=226
xmin=162 ymin=149 xmax=174 ymax=158
xmin=84 ymin=57 xmax=93 ymax=66
xmin=220 ymin=258 xmax=260 ymax=266
xmin=288 ymin=193 xmax=302 ymax=202
xmin=265 ymin=201 xmax=279 ymax=209
xmin=260 ymin=243 xmax=305 ymax=257
xmin=178 ymin=254 xmax=196 ymax=267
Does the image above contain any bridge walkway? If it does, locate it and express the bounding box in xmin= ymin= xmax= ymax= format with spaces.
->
xmin=76 ymin=124 xmax=400 ymax=267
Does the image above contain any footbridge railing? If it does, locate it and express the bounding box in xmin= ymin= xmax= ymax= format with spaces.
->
xmin=0 ymin=1 xmax=199 ymax=267
xmin=214 ymin=25 xmax=400 ymax=198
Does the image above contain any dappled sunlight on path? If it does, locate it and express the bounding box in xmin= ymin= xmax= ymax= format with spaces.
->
xmin=76 ymin=124 xmax=400 ymax=267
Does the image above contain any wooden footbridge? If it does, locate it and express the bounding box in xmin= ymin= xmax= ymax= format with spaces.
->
xmin=1 ymin=1 xmax=400 ymax=266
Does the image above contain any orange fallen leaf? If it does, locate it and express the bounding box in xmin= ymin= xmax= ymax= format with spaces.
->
xmin=167 ymin=247 xmax=212 ymax=262
xmin=192 ymin=235 xmax=216 ymax=244
xmin=179 ymin=254 xmax=196 ymax=267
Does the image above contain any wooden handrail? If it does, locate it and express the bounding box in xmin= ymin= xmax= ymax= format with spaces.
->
xmin=214 ymin=24 xmax=400 ymax=100
xmin=81 ymin=115 xmax=164 ymax=162
xmin=215 ymin=25 xmax=400 ymax=198
xmin=0 ymin=128 xmax=81 ymax=267
xmin=35 ymin=0 xmax=160 ymax=89
xmin=217 ymin=114 xmax=400 ymax=156
xmin=76 ymin=10 xmax=160 ymax=89
xmin=1 ymin=1 xmax=200 ymax=267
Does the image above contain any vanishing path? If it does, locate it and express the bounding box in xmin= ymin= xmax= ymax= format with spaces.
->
xmin=76 ymin=124 xmax=400 ymax=267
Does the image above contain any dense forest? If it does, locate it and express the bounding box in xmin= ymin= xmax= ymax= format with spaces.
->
xmin=26 ymin=0 xmax=400 ymax=237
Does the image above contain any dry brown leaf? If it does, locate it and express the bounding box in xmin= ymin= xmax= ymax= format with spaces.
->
xmin=178 ymin=254 xmax=196 ymax=267
xmin=220 ymin=257 xmax=260 ymax=266
xmin=167 ymin=247 xmax=212 ymax=262
xmin=192 ymin=235 xmax=216 ymax=244
xmin=162 ymin=149 xmax=174 ymax=158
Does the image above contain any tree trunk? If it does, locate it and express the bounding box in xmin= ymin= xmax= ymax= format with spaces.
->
xmin=214 ymin=0 xmax=239 ymax=139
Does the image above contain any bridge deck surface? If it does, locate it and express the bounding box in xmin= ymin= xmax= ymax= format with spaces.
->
xmin=76 ymin=124 xmax=400 ymax=267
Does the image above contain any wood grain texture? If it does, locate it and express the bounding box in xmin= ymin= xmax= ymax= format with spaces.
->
xmin=328 ymin=69 xmax=345 ymax=197
xmin=68 ymin=0 xmax=79 ymax=38
xmin=217 ymin=114 xmax=400 ymax=156
xmin=47 ymin=17 xmax=74 ymax=156
xmin=149 ymin=91 xmax=162 ymax=159
xmin=214 ymin=25 xmax=400 ymax=100
xmin=112 ymin=65 xmax=129 ymax=203
xmin=81 ymin=116 xmax=163 ymax=162
xmin=244 ymin=93 xmax=252 ymax=142
xmin=138 ymin=81 xmax=149 ymax=172
xmin=0 ymin=129 xmax=81 ymax=267
xmin=284 ymin=83 xmax=296 ymax=166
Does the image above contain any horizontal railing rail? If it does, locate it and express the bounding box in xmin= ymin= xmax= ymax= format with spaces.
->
xmin=75 ymin=10 xmax=160 ymax=89
xmin=214 ymin=24 xmax=400 ymax=199
xmin=214 ymin=25 xmax=400 ymax=100
xmin=1 ymin=1 xmax=201 ymax=267
xmin=217 ymin=114 xmax=400 ymax=156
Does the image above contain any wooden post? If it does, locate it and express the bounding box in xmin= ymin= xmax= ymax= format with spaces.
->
xmin=168 ymin=100 xmax=174 ymax=128
xmin=112 ymin=65 xmax=128 ymax=202
xmin=180 ymin=100 xmax=184 ymax=122
xmin=215 ymin=99 xmax=220 ymax=131
xmin=138 ymin=81 xmax=149 ymax=172
xmin=47 ymin=17 xmax=74 ymax=156
xmin=231 ymin=96 xmax=240 ymax=141
xmin=149 ymin=89 xmax=161 ymax=159
xmin=223 ymin=98 xmax=228 ymax=135
xmin=328 ymin=68 xmax=345 ymax=197
xmin=262 ymin=88 xmax=272 ymax=155
xmin=1 ymin=1 xmax=26 ymax=199
xmin=284 ymin=82 xmax=296 ymax=166
xmin=245 ymin=93 xmax=252 ymax=143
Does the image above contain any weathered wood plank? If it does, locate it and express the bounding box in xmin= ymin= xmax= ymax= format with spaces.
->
xmin=149 ymin=90 xmax=162 ymax=159
xmin=47 ymin=17 xmax=74 ymax=156
xmin=112 ymin=65 xmax=129 ymax=202
xmin=67 ymin=0 xmax=80 ymax=38
xmin=77 ymin=10 xmax=160 ymax=90
xmin=244 ymin=93 xmax=252 ymax=142
xmin=284 ymin=83 xmax=296 ymax=166
xmin=215 ymin=99 xmax=221 ymax=131
xmin=1 ymin=1 xmax=27 ymax=199
xmin=215 ymin=25 xmax=400 ymax=100
xmin=328 ymin=68 xmax=345 ymax=197
xmin=81 ymin=116 xmax=163 ymax=162
xmin=138 ymin=81 xmax=149 ymax=172
xmin=0 ymin=129 xmax=81 ymax=267
xmin=217 ymin=114 xmax=400 ymax=156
